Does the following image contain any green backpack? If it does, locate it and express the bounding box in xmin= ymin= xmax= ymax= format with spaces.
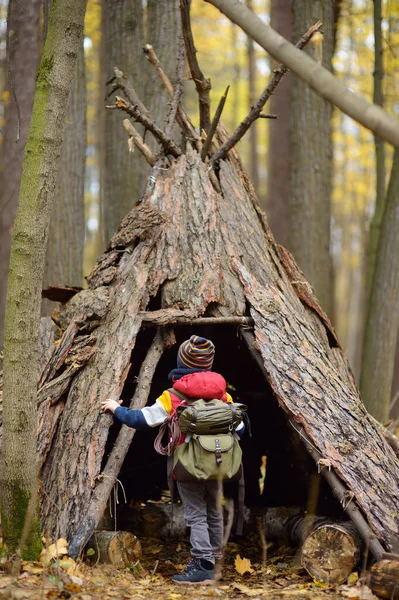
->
xmin=154 ymin=390 xmax=246 ymax=483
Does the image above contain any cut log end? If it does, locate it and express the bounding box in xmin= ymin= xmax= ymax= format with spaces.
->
xmin=301 ymin=524 xmax=360 ymax=584
xmin=87 ymin=530 xmax=141 ymax=569
xmin=368 ymin=558 xmax=399 ymax=600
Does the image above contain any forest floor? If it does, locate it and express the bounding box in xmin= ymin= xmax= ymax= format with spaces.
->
xmin=0 ymin=533 xmax=378 ymax=600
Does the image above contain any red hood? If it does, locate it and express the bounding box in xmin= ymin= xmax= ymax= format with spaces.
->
xmin=173 ymin=371 xmax=227 ymax=402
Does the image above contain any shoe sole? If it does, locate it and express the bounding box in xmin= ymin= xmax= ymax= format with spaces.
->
xmin=173 ymin=579 xmax=214 ymax=586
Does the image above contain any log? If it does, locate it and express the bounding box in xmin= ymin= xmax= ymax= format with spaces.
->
xmin=120 ymin=501 xmax=187 ymax=539
xmin=301 ymin=523 xmax=360 ymax=584
xmin=368 ymin=558 xmax=399 ymax=600
xmin=87 ymin=530 xmax=141 ymax=569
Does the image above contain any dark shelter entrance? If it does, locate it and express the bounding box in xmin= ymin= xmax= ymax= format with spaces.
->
xmin=103 ymin=324 xmax=346 ymax=534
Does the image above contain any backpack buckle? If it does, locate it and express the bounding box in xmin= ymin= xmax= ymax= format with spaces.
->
xmin=215 ymin=438 xmax=222 ymax=465
xmin=188 ymin=421 xmax=196 ymax=433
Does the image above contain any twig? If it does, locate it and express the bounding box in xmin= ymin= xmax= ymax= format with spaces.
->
xmin=259 ymin=113 xmax=278 ymax=119
xmin=107 ymin=66 xmax=149 ymax=115
xmin=180 ymin=0 xmax=211 ymax=133
xmin=107 ymin=96 xmax=182 ymax=158
xmin=123 ymin=119 xmax=156 ymax=166
xmin=212 ymin=20 xmax=323 ymax=165
xmin=143 ymin=44 xmax=201 ymax=151
xmin=201 ymin=85 xmax=230 ymax=161
xmin=164 ymin=36 xmax=185 ymax=139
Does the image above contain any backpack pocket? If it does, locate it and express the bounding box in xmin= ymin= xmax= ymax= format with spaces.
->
xmin=172 ymin=433 xmax=242 ymax=481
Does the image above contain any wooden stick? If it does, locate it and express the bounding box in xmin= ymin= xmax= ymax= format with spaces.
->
xmin=368 ymin=413 xmax=399 ymax=460
xmin=143 ymin=44 xmax=202 ymax=151
xmin=108 ymin=67 xmax=149 ymax=115
xmin=139 ymin=310 xmax=254 ymax=327
xmin=107 ymin=96 xmax=182 ymax=158
xmin=67 ymin=329 xmax=165 ymax=559
xmin=201 ymin=86 xmax=230 ymax=161
xmin=123 ymin=119 xmax=156 ymax=166
xmin=180 ymin=0 xmax=211 ymax=133
xmin=212 ymin=21 xmax=323 ymax=164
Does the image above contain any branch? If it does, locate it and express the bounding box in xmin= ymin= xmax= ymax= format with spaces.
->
xmin=143 ymin=44 xmax=201 ymax=151
xmin=123 ymin=119 xmax=156 ymax=166
xmin=67 ymin=329 xmax=165 ymax=559
xmin=107 ymin=67 xmax=149 ymax=116
xmin=201 ymin=86 xmax=230 ymax=161
xmin=205 ymin=0 xmax=399 ymax=148
xmin=212 ymin=20 xmax=323 ymax=164
xmin=107 ymin=96 xmax=182 ymax=158
xmin=164 ymin=36 xmax=185 ymax=139
xmin=180 ymin=0 xmax=211 ymax=133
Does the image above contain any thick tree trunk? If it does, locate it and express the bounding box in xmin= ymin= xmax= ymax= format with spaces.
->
xmin=360 ymin=150 xmax=399 ymax=422
xmin=0 ymin=0 xmax=87 ymax=559
xmin=289 ymin=0 xmax=334 ymax=316
xmin=42 ymin=37 xmax=86 ymax=315
xmin=0 ymin=0 xmax=41 ymax=348
xmin=101 ymin=0 xmax=146 ymax=244
xmin=265 ymin=0 xmax=292 ymax=247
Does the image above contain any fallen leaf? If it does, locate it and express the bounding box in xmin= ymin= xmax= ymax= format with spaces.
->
xmin=232 ymin=582 xmax=263 ymax=596
xmin=347 ymin=572 xmax=359 ymax=585
xmin=40 ymin=538 xmax=69 ymax=565
xmin=235 ymin=555 xmax=254 ymax=576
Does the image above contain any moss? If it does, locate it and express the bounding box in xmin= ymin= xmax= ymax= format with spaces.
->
xmin=1 ymin=483 xmax=43 ymax=560
xmin=36 ymin=54 xmax=54 ymax=86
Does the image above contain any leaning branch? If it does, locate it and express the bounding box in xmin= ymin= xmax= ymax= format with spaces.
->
xmin=212 ymin=20 xmax=322 ymax=164
xmin=205 ymin=0 xmax=399 ymax=148
xmin=123 ymin=119 xmax=156 ymax=166
xmin=143 ymin=44 xmax=201 ymax=152
xmin=201 ymin=86 xmax=230 ymax=161
xmin=164 ymin=36 xmax=185 ymax=139
xmin=180 ymin=0 xmax=212 ymax=133
xmin=107 ymin=67 xmax=149 ymax=115
xmin=107 ymin=96 xmax=182 ymax=158
xmin=68 ymin=329 xmax=165 ymax=558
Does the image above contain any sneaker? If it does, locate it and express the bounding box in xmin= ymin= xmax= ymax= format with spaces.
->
xmin=172 ymin=558 xmax=214 ymax=585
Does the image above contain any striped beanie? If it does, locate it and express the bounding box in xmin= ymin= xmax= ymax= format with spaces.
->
xmin=177 ymin=335 xmax=215 ymax=370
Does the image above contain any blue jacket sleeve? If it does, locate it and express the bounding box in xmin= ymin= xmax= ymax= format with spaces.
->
xmin=114 ymin=407 xmax=152 ymax=430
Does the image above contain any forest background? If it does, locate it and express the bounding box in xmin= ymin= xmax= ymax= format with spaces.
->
xmin=0 ymin=0 xmax=399 ymax=421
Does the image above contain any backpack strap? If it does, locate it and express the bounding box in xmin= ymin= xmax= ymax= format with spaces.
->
xmin=167 ymin=387 xmax=191 ymax=403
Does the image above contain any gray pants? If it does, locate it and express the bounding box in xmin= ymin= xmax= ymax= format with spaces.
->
xmin=177 ymin=480 xmax=223 ymax=564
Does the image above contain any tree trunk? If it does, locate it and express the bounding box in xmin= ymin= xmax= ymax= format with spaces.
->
xmin=87 ymin=530 xmax=141 ymax=568
xmin=100 ymin=0 xmax=146 ymax=245
xmin=145 ymin=0 xmax=181 ymax=140
xmin=42 ymin=37 xmax=86 ymax=316
xmin=360 ymin=150 xmax=399 ymax=422
xmin=289 ymin=0 xmax=334 ymax=316
xmin=0 ymin=0 xmax=41 ymax=348
xmin=0 ymin=0 xmax=87 ymax=559
xmin=265 ymin=0 xmax=292 ymax=247
xmin=369 ymin=558 xmax=399 ymax=600
xmin=366 ymin=0 xmax=386 ymax=301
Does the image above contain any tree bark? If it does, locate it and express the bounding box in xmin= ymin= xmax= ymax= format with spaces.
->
xmin=0 ymin=0 xmax=87 ymax=559
xmin=265 ymin=0 xmax=292 ymax=247
xmin=101 ymin=0 xmax=146 ymax=245
xmin=360 ymin=150 xmax=399 ymax=422
xmin=204 ymin=0 xmax=399 ymax=148
xmin=289 ymin=0 xmax=334 ymax=316
xmin=0 ymin=0 xmax=41 ymax=348
xmin=42 ymin=37 xmax=86 ymax=315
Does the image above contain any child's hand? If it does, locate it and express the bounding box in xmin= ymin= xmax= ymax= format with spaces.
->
xmin=101 ymin=398 xmax=122 ymax=414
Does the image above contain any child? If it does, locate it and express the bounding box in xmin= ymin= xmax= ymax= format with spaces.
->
xmin=101 ymin=335 xmax=244 ymax=585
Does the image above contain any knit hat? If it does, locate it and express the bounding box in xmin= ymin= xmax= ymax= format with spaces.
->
xmin=177 ymin=335 xmax=215 ymax=370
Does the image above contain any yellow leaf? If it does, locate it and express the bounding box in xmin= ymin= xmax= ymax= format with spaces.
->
xmin=39 ymin=538 xmax=69 ymax=565
xmin=235 ymin=554 xmax=254 ymax=575
xmin=347 ymin=572 xmax=359 ymax=585
xmin=313 ymin=579 xmax=329 ymax=588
